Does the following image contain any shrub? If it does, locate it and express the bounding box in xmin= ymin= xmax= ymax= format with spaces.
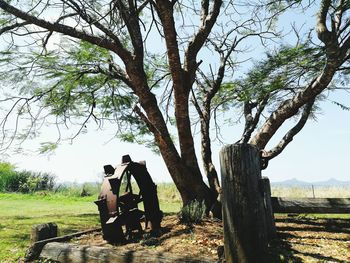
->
xmin=179 ymin=199 xmax=206 ymax=224
xmin=0 ymin=162 xmax=56 ymax=193
xmin=0 ymin=162 xmax=16 ymax=192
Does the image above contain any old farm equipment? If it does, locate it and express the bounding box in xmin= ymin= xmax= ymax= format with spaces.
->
xmin=95 ymin=155 xmax=163 ymax=243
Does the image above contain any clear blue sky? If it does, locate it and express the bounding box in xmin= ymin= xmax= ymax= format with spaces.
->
xmin=1 ymin=2 xmax=350 ymax=184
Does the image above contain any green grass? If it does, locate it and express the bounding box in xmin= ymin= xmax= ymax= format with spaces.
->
xmin=0 ymin=193 xmax=99 ymax=262
xmin=0 ymin=189 xmax=181 ymax=262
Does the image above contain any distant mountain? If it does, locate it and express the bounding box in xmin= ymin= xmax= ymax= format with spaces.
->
xmin=271 ymin=178 xmax=350 ymax=187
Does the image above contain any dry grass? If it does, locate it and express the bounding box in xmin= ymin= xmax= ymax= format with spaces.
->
xmin=271 ymin=185 xmax=350 ymax=198
xmin=158 ymin=183 xmax=350 ymax=199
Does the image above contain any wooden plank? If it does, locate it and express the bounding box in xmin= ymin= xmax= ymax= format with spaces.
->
xmin=40 ymin=242 xmax=215 ymax=263
xmin=271 ymin=197 xmax=350 ymax=214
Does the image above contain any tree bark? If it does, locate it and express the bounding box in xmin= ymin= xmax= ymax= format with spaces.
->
xmin=220 ymin=143 xmax=270 ymax=263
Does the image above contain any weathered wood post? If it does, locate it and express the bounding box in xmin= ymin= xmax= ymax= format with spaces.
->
xmin=261 ymin=176 xmax=276 ymax=241
xmin=30 ymin=223 xmax=58 ymax=243
xmin=220 ymin=143 xmax=269 ymax=263
xmin=25 ymin=222 xmax=58 ymax=262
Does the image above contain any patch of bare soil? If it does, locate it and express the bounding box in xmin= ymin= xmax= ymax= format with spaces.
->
xmin=72 ymin=215 xmax=350 ymax=262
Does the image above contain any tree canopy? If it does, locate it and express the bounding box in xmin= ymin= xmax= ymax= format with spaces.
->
xmin=0 ymin=0 xmax=349 ymax=211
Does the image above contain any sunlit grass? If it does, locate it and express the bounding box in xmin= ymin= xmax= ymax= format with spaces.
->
xmin=271 ymin=185 xmax=350 ymax=198
xmin=0 ymin=186 xmax=181 ymax=262
xmin=0 ymin=194 xmax=100 ymax=262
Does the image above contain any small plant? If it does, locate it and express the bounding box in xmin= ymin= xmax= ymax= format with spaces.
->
xmin=179 ymin=199 xmax=206 ymax=224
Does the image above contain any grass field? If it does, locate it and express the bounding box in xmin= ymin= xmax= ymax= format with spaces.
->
xmin=0 ymin=184 xmax=348 ymax=262
xmin=271 ymin=185 xmax=350 ymax=198
xmin=0 ymin=188 xmax=181 ymax=263
xmin=0 ymin=193 xmax=99 ymax=262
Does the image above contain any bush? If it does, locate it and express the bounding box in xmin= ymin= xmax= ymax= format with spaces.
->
xmin=0 ymin=162 xmax=56 ymax=193
xmin=179 ymin=199 xmax=206 ymax=224
xmin=0 ymin=162 xmax=17 ymax=192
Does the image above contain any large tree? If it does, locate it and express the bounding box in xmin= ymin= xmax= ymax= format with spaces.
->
xmin=0 ymin=0 xmax=276 ymax=209
xmin=0 ymin=0 xmax=349 ymax=212
xmin=192 ymin=0 xmax=350 ymax=203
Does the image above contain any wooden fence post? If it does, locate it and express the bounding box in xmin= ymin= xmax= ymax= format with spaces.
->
xmin=31 ymin=223 xmax=57 ymax=244
xmin=261 ymin=177 xmax=276 ymax=241
xmin=220 ymin=143 xmax=269 ymax=263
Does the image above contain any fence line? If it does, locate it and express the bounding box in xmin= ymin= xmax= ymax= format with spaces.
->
xmin=271 ymin=197 xmax=350 ymax=214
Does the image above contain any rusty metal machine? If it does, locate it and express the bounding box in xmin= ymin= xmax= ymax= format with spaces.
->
xmin=95 ymin=155 xmax=163 ymax=243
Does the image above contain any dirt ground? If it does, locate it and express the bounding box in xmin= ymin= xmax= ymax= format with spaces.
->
xmin=272 ymin=216 xmax=350 ymax=262
xmin=72 ymin=215 xmax=350 ymax=262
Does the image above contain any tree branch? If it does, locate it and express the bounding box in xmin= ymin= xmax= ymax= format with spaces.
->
xmin=0 ymin=0 xmax=132 ymax=61
xmin=249 ymin=1 xmax=347 ymax=150
xmin=263 ymin=99 xmax=315 ymax=161
xmin=316 ymin=0 xmax=332 ymax=43
xmin=184 ymin=0 xmax=222 ymax=82
xmin=0 ymin=21 xmax=30 ymax=35
xmin=240 ymin=96 xmax=269 ymax=144
xmin=133 ymin=104 xmax=158 ymax=135
xmin=113 ymin=0 xmax=144 ymax=60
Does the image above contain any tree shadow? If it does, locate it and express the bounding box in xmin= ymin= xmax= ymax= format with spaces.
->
xmin=267 ymin=232 xmax=346 ymax=263
xmin=268 ymin=217 xmax=350 ymax=263
xmin=288 ymin=248 xmax=346 ymax=263
xmin=157 ymin=225 xmax=194 ymax=245
xmin=277 ymin=225 xmax=350 ymax=234
xmin=276 ymin=217 xmax=350 ymax=235
xmin=267 ymin=234 xmax=303 ymax=263
xmin=275 ymin=217 xmax=350 ymax=228
xmin=278 ymin=231 xmax=348 ymax=241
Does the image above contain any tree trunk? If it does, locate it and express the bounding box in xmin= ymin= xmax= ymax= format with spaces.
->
xmin=126 ymin=65 xmax=214 ymax=209
xmin=201 ymin=119 xmax=221 ymax=198
xmin=200 ymin=118 xmax=222 ymax=218
xmin=220 ymin=143 xmax=269 ymax=263
xmin=150 ymin=129 xmax=213 ymax=209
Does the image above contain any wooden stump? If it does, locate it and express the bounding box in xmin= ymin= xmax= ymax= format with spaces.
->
xmin=31 ymin=223 xmax=57 ymax=243
xmin=25 ymin=222 xmax=58 ymax=262
xmin=220 ymin=143 xmax=269 ymax=263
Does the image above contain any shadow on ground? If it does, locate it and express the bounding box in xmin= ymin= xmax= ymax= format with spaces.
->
xmin=268 ymin=216 xmax=350 ymax=262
